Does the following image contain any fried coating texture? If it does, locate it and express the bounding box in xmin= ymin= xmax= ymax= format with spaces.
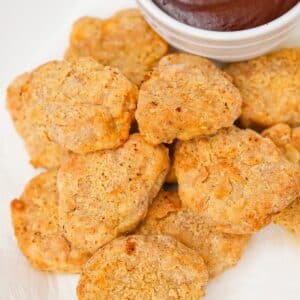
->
xmin=25 ymin=58 xmax=138 ymax=154
xmin=137 ymin=191 xmax=250 ymax=278
xmin=10 ymin=170 xmax=90 ymax=273
xmin=77 ymin=235 xmax=208 ymax=300
xmin=262 ymin=123 xmax=300 ymax=164
xmin=65 ymin=9 xmax=168 ymax=85
xmin=273 ymin=199 xmax=300 ymax=235
xmin=225 ymin=48 xmax=300 ymax=128
xmin=58 ymin=134 xmax=170 ymax=253
xmin=175 ymin=127 xmax=300 ymax=234
xmin=136 ymin=53 xmax=242 ymax=145
xmin=6 ymin=73 xmax=68 ymax=168
xmin=262 ymin=124 xmax=300 ymax=235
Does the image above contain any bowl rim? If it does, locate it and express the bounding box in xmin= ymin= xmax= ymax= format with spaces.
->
xmin=137 ymin=0 xmax=300 ymax=41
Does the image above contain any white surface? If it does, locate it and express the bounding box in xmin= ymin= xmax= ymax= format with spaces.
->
xmin=137 ymin=0 xmax=300 ymax=61
xmin=0 ymin=1 xmax=299 ymax=299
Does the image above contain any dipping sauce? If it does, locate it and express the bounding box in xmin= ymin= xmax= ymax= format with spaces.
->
xmin=153 ymin=0 xmax=299 ymax=31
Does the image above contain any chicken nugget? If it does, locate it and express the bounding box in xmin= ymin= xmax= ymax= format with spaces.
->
xmin=25 ymin=57 xmax=138 ymax=154
xmin=77 ymin=235 xmax=208 ymax=300
xmin=175 ymin=126 xmax=300 ymax=234
xmin=137 ymin=191 xmax=250 ymax=277
xmin=262 ymin=123 xmax=300 ymax=235
xmin=136 ymin=53 xmax=242 ymax=145
xmin=7 ymin=73 xmax=68 ymax=168
xmin=10 ymin=170 xmax=90 ymax=272
xmin=65 ymin=9 xmax=168 ymax=86
xmin=58 ymin=134 xmax=169 ymax=253
xmin=225 ymin=48 xmax=300 ymax=128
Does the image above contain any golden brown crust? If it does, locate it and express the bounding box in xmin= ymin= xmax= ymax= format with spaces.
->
xmin=136 ymin=53 xmax=242 ymax=145
xmin=273 ymin=198 xmax=300 ymax=235
xmin=175 ymin=126 xmax=300 ymax=234
xmin=25 ymin=58 xmax=138 ymax=154
xmin=262 ymin=123 xmax=300 ymax=164
xmin=6 ymin=73 xmax=30 ymax=134
xmin=58 ymin=134 xmax=170 ymax=253
xmin=225 ymin=48 xmax=300 ymax=128
xmin=137 ymin=191 xmax=250 ymax=278
xmin=6 ymin=73 xmax=68 ymax=168
xmin=65 ymin=9 xmax=169 ymax=85
xmin=10 ymin=170 xmax=90 ymax=273
xmin=77 ymin=235 xmax=208 ymax=300
xmin=262 ymin=123 xmax=300 ymax=234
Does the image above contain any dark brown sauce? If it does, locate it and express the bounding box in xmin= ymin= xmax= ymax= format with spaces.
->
xmin=153 ymin=0 xmax=299 ymax=31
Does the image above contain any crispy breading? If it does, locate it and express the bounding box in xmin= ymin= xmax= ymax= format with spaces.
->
xmin=58 ymin=134 xmax=170 ymax=253
xmin=262 ymin=123 xmax=300 ymax=234
xmin=77 ymin=235 xmax=208 ymax=300
xmin=65 ymin=9 xmax=168 ymax=85
xmin=136 ymin=53 xmax=242 ymax=145
xmin=137 ymin=191 xmax=250 ymax=278
xmin=25 ymin=57 xmax=138 ymax=154
xmin=225 ymin=48 xmax=300 ymax=128
xmin=262 ymin=123 xmax=300 ymax=164
xmin=274 ymin=199 xmax=300 ymax=235
xmin=175 ymin=127 xmax=300 ymax=234
xmin=10 ymin=170 xmax=90 ymax=272
xmin=6 ymin=73 xmax=68 ymax=168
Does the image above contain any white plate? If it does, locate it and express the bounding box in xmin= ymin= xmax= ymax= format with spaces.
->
xmin=0 ymin=1 xmax=299 ymax=299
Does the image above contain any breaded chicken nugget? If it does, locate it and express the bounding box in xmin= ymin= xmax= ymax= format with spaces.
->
xmin=25 ymin=58 xmax=138 ymax=154
xmin=262 ymin=124 xmax=300 ymax=235
xmin=10 ymin=170 xmax=90 ymax=272
xmin=58 ymin=134 xmax=169 ymax=253
xmin=175 ymin=127 xmax=300 ymax=234
xmin=7 ymin=73 xmax=68 ymax=168
xmin=77 ymin=235 xmax=208 ymax=300
xmin=137 ymin=191 xmax=250 ymax=277
xmin=262 ymin=123 xmax=300 ymax=164
xmin=65 ymin=9 xmax=168 ymax=86
xmin=225 ymin=48 xmax=300 ymax=128
xmin=136 ymin=53 xmax=242 ymax=145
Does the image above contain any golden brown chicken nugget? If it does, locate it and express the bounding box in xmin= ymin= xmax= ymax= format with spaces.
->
xmin=25 ymin=57 xmax=138 ymax=154
xmin=7 ymin=73 xmax=68 ymax=168
xmin=175 ymin=127 xmax=300 ymax=234
xmin=225 ymin=48 xmax=300 ymax=128
xmin=262 ymin=124 xmax=300 ymax=234
xmin=137 ymin=191 xmax=250 ymax=278
xmin=58 ymin=134 xmax=169 ymax=253
xmin=10 ymin=170 xmax=90 ymax=273
xmin=65 ymin=9 xmax=168 ymax=86
xmin=136 ymin=53 xmax=242 ymax=145
xmin=77 ymin=235 xmax=208 ymax=300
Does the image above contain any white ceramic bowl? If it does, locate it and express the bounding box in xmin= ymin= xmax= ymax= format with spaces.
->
xmin=137 ymin=0 xmax=300 ymax=62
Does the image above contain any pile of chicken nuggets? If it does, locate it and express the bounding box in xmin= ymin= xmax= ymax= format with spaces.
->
xmin=7 ymin=8 xmax=300 ymax=300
